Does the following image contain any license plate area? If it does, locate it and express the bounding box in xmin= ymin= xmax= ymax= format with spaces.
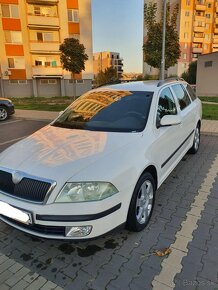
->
xmin=0 ymin=201 xmax=33 ymax=225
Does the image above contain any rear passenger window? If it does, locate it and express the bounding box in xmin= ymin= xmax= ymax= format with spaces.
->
xmin=172 ymin=84 xmax=191 ymax=110
xmin=185 ymin=84 xmax=197 ymax=101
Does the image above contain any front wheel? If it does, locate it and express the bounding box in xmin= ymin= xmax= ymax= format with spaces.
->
xmin=0 ymin=107 xmax=8 ymax=121
xmin=189 ymin=124 xmax=200 ymax=154
xmin=126 ymin=172 xmax=155 ymax=232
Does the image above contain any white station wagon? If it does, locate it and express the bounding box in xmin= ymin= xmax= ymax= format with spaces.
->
xmin=0 ymin=80 xmax=202 ymax=239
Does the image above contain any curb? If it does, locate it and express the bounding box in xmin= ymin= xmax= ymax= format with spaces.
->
xmin=201 ymin=132 xmax=218 ymax=137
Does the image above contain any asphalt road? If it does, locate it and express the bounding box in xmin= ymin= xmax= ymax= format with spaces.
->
xmin=0 ymin=118 xmax=48 ymax=153
xmin=0 ymin=119 xmax=218 ymax=290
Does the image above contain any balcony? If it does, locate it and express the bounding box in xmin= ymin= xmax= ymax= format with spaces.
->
xmin=213 ymin=38 xmax=218 ymax=43
xmin=195 ymin=15 xmax=205 ymax=21
xmin=28 ymin=15 xmax=59 ymax=29
xmin=194 ymin=26 xmax=205 ymax=33
xmin=193 ymin=37 xmax=204 ymax=42
xmin=32 ymin=66 xmax=63 ymax=76
xmin=30 ymin=42 xmax=60 ymax=53
xmin=192 ymin=47 xmax=203 ymax=53
xmin=214 ymin=28 xmax=218 ymax=34
xmin=216 ymin=18 xmax=218 ymax=24
xmin=196 ymin=4 xmax=206 ymax=11
xmin=27 ymin=0 xmax=58 ymax=4
xmin=212 ymin=47 xmax=218 ymax=52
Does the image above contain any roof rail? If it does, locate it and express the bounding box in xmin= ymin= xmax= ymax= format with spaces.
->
xmin=157 ymin=77 xmax=185 ymax=87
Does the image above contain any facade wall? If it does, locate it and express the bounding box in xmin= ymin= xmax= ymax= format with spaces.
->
xmin=0 ymin=0 xmax=93 ymax=97
xmin=93 ymin=51 xmax=124 ymax=79
xmin=196 ymin=52 xmax=218 ymax=96
xmin=143 ymin=0 xmax=218 ymax=78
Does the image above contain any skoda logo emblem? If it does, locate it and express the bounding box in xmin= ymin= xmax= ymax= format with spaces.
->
xmin=12 ymin=171 xmax=23 ymax=185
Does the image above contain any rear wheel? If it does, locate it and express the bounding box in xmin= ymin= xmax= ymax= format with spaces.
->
xmin=189 ymin=124 xmax=200 ymax=154
xmin=0 ymin=107 xmax=8 ymax=121
xmin=126 ymin=172 xmax=155 ymax=232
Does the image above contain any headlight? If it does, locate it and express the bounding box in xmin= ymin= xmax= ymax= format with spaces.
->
xmin=55 ymin=182 xmax=119 ymax=203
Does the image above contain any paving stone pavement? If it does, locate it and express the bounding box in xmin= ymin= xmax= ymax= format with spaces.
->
xmin=0 ymin=135 xmax=217 ymax=290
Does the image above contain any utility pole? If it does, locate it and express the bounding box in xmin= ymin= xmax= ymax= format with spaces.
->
xmin=160 ymin=0 xmax=167 ymax=80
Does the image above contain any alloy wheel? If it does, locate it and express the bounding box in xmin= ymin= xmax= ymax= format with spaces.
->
xmin=135 ymin=180 xmax=154 ymax=224
xmin=0 ymin=108 xmax=8 ymax=121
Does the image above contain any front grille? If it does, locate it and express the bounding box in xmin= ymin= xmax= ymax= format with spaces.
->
xmin=1 ymin=216 xmax=65 ymax=237
xmin=0 ymin=170 xmax=52 ymax=203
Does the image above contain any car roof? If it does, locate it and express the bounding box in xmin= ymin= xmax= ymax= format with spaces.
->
xmin=94 ymin=80 xmax=187 ymax=93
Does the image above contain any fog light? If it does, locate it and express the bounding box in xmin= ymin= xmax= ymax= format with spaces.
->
xmin=65 ymin=226 xmax=92 ymax=237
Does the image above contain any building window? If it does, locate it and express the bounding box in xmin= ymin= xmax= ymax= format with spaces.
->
xmin=76 ymin=80 xmax=84 ymax=84
xmin=9 ymin=80 xmax=27 ymax=84
xmin=184 ymin=32 xmax=189 ymax=39
xmin=8 ymin=58 xmax=15 ymax=68
xmin=186 ymin=0 xmax=190 ymax=5
xmin=69 ymin=34 xmax=80 ymax=40
xmin=183 ymin=53 xmax=187 ymax=59
xmin=207 ymin=3 xmax=211 ymax=8
xmin=40 ymin=79 xmax=57 ymax=84
xmin=204 ymin=61 xmax=213 ymax=67
xmin=34 ymin=6 xmax=40 ymax=15
xmin=4 ymin=31 xmax=22 ymax=44
xmin=35 ymin=58 xmax=57 ymax=67
xmin=8 ymin=57 xmax=25 ymax=69
xmin=37 ymin=32 xmax=53 ymax=42
xmin=185 ymin=11 xmax=190 ymax=16
xmin=68 ymin=9 xmax=79 ymax=23
xmin=205 ymin=14 xmax=211 ymax=18
xmin=1 ymin=4 xmax=19 ymax=18
xmin=204 ymin=44 xmax=208 ymax=49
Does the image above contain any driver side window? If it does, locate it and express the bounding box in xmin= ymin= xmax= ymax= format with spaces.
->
xmin=157 ymin=87 xmax=177 ymax=127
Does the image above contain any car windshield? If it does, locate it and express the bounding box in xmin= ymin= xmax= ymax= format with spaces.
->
xmin=51 ymin=90 xmax=153 ymax=132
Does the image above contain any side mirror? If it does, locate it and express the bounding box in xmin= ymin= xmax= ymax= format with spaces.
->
xmin=59 ymin=111 xmax=64 ymax=116
xmin=160 ymin=115 xmax=181 ymax=127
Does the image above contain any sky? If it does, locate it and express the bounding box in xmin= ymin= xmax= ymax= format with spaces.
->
xmin=92 ymin=0 xmax=144 ymax=74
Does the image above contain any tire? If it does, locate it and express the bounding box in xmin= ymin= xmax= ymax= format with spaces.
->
xmin=0 ymin=106 xmax=8 ymax=121
xmin=126 ymin=172 xmax=155 ymax=232
xmin=189 ymin=124 xmax=200 ymax=154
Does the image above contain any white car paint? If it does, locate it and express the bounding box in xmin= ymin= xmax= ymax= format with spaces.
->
xmin=0 ymin=80 xmax=202 ymax=239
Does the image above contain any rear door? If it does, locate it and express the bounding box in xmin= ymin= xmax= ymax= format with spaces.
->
xmin=171 ymin=84 xmax=195 ymax=153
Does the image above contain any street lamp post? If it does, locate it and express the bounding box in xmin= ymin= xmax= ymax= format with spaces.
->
xmin=160 ymin=0 xmax=167 ymax=80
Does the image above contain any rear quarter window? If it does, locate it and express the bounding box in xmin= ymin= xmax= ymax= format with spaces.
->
xmin=184 ymin=84 xmax=197 ymax=101
xmin=171 ymin=84 xmax=191 ymax=110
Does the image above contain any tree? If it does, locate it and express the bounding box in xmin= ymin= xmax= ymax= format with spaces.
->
xmin=143 ymin=1 xmax=180 ymax=74
xmin=95 ymin=67 xmax=119 ymax=87
xmin=59 ymin=38 xmax=88 ymax=97
xmin=181 ymin=61 xmax=197 ymax=84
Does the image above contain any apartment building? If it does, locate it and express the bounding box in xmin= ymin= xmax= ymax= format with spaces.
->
xmin=143 ymin=0 xmax=218 ymax=77
xmin=0 ymin=0 xmax=93 ymax=97
xmin=93 ymin=52 xmax=124 ymax=79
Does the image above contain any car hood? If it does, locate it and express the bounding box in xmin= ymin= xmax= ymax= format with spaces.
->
xmin=0 ymin=98 xmax=10 ymax=102
xmin=0 ymin=125 xmax=140 ymax=184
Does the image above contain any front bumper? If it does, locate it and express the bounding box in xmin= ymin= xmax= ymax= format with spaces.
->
xmin=7 ymin=104 xmax=15 ymax=116
xmin=0 ymin=193 xmax=126 ymax=239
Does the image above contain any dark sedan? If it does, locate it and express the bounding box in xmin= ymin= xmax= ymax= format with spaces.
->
xmin=0 ymin=98 xmax=15 ymax=121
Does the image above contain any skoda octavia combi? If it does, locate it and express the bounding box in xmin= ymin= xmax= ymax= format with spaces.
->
xmin=0 ymin=80 xmax=202 ymax=239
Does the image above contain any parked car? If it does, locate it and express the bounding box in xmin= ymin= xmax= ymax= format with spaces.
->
xmin=0 ymin=80 xmax=202 ymax=239
xmin=0 ymin=98 xmax=15 ymax=121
